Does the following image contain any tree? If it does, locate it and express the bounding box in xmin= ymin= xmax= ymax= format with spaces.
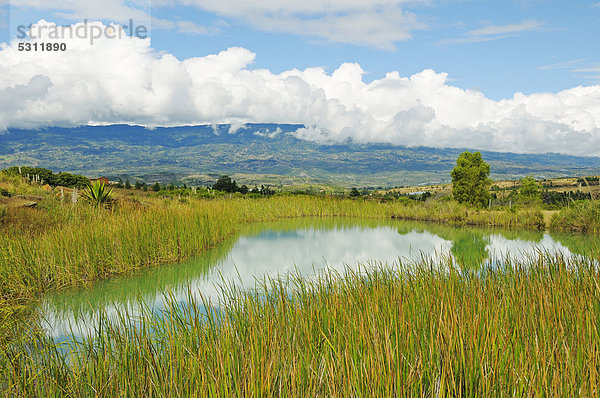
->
xmin=151 ymin=182 xmax=161 ymax=192
xmin=125 ymin=179 xmax=131 ymax=189
xmin=520 ymin=176 xmax=540 ymax=199
xmin=213 ymin=175 xmax=238 ymax=193
xmin=260 ymin=185 xmax=275 ymax=196
xmin=349 ymin=187 xmax=360 ymax=197
xmin=451 ymin=151 xmax=491 ymax=207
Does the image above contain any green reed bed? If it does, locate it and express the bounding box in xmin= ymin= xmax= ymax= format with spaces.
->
xmin=389 ymin=200 xmax=545 ymax=229
xmin=551 ymin=200 xmax=600 ymax=233
xmin=2 ymin=253 xmax=599 ymax=397
xmin=0 ymin=196 xmax=545 ymax=309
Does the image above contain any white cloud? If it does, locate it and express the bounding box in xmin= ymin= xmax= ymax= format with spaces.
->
xmin=175 ymin=20 xmax=217 ymax=35
xmin=1 ymin=21 xmax=600 ymax=156
xmin=254 ymin=127 xmax=282 ymax=139
xmin=8 ymin=0 xmax=428 ymax=49
xmin=537 ymin=59 xmax=585 ymax=71
xmin=438 ymin=20 xmax=543 ymax=45
xmin=228 ymin=123 xmax=247 ymax=134
xmin=175 ymin=0 xmax=428 ymax=49
xmin=573 ymin=65 xmax=600 ymax=75
xmin=465 ymin=20 xmax=542 ymax=37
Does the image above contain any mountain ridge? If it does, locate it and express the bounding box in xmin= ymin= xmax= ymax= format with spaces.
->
xmin=2 ymin=124 xmax=599 ymax=187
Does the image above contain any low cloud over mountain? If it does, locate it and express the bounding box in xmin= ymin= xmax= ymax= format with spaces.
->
xmin=1 ymin=21 xmax=600 ymax=156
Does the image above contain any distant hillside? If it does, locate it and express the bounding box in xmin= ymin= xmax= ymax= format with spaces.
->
xmin=1 ymin=124 xmax=599 ymax=187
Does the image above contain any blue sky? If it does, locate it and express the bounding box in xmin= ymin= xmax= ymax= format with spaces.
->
xmin=1 ymin=1 xmax=600 ymax=155
xmin=3 ymin=0 xmax=599 ymax=100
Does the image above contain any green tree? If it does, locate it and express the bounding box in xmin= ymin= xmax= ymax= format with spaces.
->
xmin=213 ymin=176 xmax=238 ymax=193
xmin=125 ymin=179 xmax=131 ymax=189
xmin=260 ymin=185 xmax=275 ymax=196
xmin=451 ymin=151 xmax=492 ymax=207
xmin=520 ymin=176 xmax=540 ymax=199
xmin=349 ymin=187 xmax=360 ymax=197
xmin=151 ymin=182 xmax=161 ymax=192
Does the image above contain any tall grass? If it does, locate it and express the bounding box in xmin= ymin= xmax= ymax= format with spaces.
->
xmin=550 ymin=200 xmax=600 ymax=233
xmin=389 ymin=199 xmax=545 ymax=229
xmin=0 ymin=196 xmax=545 ymax=308
xmin=2 ymin=253 xmax=599 ymax=396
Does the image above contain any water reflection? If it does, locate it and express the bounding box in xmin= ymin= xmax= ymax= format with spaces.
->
xmin=38 ymin=217 xmax=598 ymax=340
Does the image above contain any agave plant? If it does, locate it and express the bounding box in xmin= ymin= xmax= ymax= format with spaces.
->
xmin=82 ymin=181 xmax=114 ymax=207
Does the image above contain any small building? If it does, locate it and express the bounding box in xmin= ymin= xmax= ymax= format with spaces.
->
xmin=91 ymin=177 xmax=110 ymax=185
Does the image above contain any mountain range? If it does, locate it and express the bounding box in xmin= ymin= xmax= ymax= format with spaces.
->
xmin=2 ymin=124 xmax=600 ymax=188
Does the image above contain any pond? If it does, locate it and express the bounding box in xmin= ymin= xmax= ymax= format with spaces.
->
xmin=38 ymin=217 xmax=599 ymax=341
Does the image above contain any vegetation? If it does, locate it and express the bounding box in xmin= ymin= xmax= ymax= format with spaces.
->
xmin=2 ymin=125 xmax=600 ymax=188
xmin=1 ymin=164 xmax=600 ymax=396
xmin=81 ymin=181 xmax=114 ymax=207
xmin=578 ymin=176 xmax=600 ymax=186
xmin=1 ymin=167 xmax=89 ymax=188
xmin=451 ymin=152 xmax=492 ymax=207
xmin=541 ymin=190 xmax=592 ymax=207
xmin=550 ymin=200 xmax=600 ymax=233
xmin=213 ymin=175 xmax=239 ymax=193
xmin=519 ymin=176 xmax=540 ymax=199
xmin=2 ymin=254 xmax=599 ymax=396
xmin=0 ymin=191 xmax=549 ymax=309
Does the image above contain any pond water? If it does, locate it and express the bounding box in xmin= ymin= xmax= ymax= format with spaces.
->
xmin=38 ymin=217 xmax=599 ymax=341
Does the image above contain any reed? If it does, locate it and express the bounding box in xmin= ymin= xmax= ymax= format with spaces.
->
xmin=2 ymin=253 xmax=599 ymax=396
xmin=0 ymin=196 xmax=545 ymax=309
xmin=550 ymin=200 xmax=600 ymax=233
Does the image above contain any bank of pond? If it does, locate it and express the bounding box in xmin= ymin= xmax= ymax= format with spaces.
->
xmin=1 ymin=215 xmax=599 ymax=396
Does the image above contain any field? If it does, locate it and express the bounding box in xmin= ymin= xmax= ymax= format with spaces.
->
xmin=1 ymin=172 xmax=600 ymax=396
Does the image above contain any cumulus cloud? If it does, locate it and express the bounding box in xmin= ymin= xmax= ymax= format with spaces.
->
xmin=1 ymin=20 xmax=600 ymax=156
xmin=254 ymin=127 xmax=283 ymax=139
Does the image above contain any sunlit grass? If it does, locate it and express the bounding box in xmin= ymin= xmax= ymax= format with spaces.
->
xmin=0 ymin=196 xmax=546 ymax=308
xmin=2 ymin=253 xmax=599 ymax=396
xmin=551 ymin=200 xmax=600 ymax=233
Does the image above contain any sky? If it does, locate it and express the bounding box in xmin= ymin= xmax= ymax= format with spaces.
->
xmin=1 ymin=0 xmax=600 ymax=156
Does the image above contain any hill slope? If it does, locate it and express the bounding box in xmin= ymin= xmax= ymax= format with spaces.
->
xmin=1 ymin=124 xmax=599 ymax=187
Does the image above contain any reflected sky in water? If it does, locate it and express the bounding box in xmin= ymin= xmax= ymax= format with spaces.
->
xmin=38 ymin=217 xmax=598 ymax=340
